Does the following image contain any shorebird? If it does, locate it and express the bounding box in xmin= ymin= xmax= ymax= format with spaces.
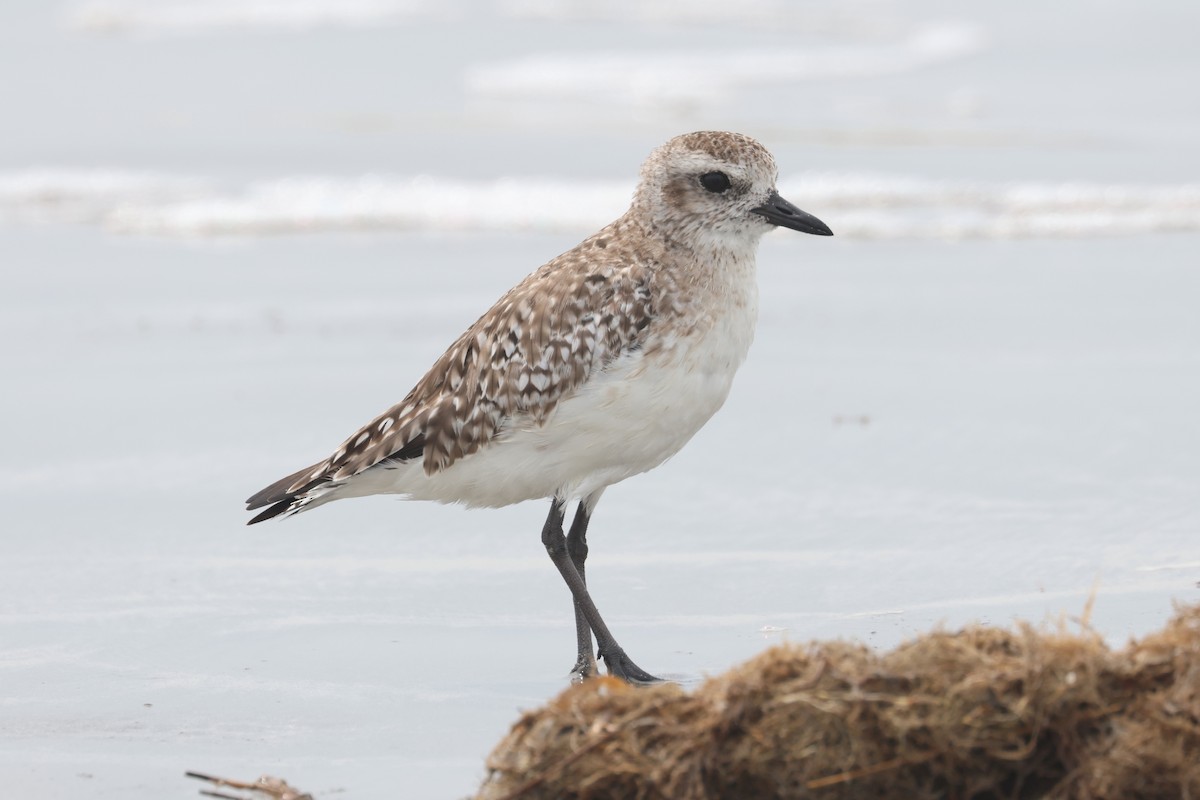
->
xmin=246 ymin=131 xmax=832 ymax=683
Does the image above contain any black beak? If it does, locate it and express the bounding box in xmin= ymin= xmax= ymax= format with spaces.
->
xmin=751 ymin=191 xmax=833 ymax=236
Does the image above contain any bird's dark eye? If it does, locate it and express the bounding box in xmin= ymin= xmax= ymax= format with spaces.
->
xmin=699 ymin=171 xmax=731 ymax=193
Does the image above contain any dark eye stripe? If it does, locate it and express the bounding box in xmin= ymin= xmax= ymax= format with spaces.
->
xmin=699 ymin=171 xmax=731 ymax=193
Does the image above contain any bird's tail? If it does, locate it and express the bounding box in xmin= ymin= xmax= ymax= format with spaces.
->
xmin=244 ymin=461 xmax=330 ymax=525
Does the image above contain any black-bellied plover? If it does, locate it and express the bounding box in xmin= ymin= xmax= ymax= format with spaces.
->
xmin=246 ymin=131 xmax=832 ymax=683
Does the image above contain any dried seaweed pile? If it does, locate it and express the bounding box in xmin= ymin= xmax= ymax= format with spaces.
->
xmin=477 ymin=604 xmax=1200 ymax=800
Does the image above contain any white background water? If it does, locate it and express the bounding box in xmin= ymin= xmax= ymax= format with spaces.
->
xmin=2 ymin=1 xmax=1199 ymax=797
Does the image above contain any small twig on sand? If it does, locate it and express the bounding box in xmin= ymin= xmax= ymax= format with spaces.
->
xmin=185 ymin=771 xmax=314 ymax=800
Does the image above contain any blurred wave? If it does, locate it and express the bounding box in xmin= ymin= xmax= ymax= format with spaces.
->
xmin=498 ymin=0 xmax=902 ymax=34
xmin=0 ymin=168 xmax=212 ymax=224
xmin=105 ymin=175 xmax=633 ymax=235
xmin=66 ymin=0 xmax=930 ymax=36
xmin=5 ymin=168 xmax=1199 ymax=239
xmin=467 ymin=23 xmax=984 ymax=106
xmin=66 ymin=0 xmax=449 ymax=34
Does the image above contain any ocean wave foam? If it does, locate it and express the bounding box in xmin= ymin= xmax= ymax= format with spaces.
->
xmin=5 ymin=168 xmax=1200 ymax=240
xmin=0 ymin=168 xmax=212 ymax=224
xmin=781 ymin=175 xmax=1200 ymax=239
xmin=66 ymin=0 xmax=446 ymax=35
xmin=466 ymin=23 xmax=984 ymax=105
xmin=67 ymin=0 xmax=921 ymax=37
xmin=499 ymin=0 xmax=902 ymax=35
xmin=106 ymin=175 xmax=633 ymax=235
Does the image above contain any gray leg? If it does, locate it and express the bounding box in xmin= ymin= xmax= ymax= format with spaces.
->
xmin=541 ymin=499 xmax=660 ymax=684
xmin=566 ymin=502 xmax=597 ymax=679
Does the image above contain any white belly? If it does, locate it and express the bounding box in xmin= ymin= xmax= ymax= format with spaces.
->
xmin=331 ymin=295 xmax=758 ymax=509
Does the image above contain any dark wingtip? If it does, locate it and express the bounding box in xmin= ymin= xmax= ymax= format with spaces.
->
xmin=247 ymin=498 xmax=295 ymax=525
xmin=246 ymin=462 xmax=325 ymax=512
xmin=244 ymin=437 xmax=423 ymax=523
xmin=245 ymin=462 xmax=324 ymax=525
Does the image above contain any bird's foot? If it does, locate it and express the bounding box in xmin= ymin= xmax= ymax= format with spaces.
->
xmin=569 ymin=651 xmax=599 ymax=683
xmin=599 ymin=646 xmax=662 ymax=685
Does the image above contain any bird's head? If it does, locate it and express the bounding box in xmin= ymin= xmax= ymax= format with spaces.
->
xmin=634 ymin=131 xmax=832 ymax=251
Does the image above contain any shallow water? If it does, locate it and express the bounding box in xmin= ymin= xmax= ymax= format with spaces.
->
xmin=2 ymin=1 xmax=1199 ymax=798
